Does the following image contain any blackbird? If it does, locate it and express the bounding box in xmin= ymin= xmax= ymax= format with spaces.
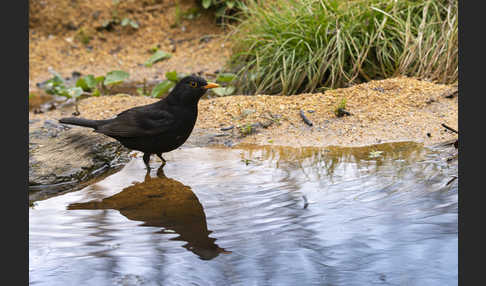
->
xmin=59 ymin=75 xmax=219 ymax=170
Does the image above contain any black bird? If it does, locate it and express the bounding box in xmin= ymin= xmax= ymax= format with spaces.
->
xmin=59 ymin=75 xmax=219 ymax=170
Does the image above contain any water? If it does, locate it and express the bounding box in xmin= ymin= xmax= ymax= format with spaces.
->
xmin=29 ymin=142 xmax=458 ymax=286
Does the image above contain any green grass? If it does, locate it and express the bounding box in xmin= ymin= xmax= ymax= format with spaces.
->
xmin=228 ymin=0 xmax=458 ymax=95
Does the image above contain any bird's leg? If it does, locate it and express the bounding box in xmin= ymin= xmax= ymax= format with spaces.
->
xmin=156 ymin=165 xmax=166 ymax=178
xmin=143 ymin=153 xmax=152 ymax=171
xmin=156 ymin=153 xmax=166 ymax=166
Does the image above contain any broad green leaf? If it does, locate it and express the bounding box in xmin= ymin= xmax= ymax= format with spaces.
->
xmin=121 ymin=18 xmax=130 ymax=26
xmin=216 ymin=73 xmax=236 ymax=83
xmin=212 ymin=86 xmax=235 ymax=96
xmin=46 ymin=83 xmax=68 ymax=96
xmin=121 ymin=18 xmax=139 ymax=29
xmin=76 ymin=75 xmax=97 ymax=91
xmin=92 ymin=88 xmax=101 ymax=97
xmin=129 ymin=20 xmax=139 ymax=29
xmin=84 ymin=75 xmax=97 ymax=89
xmin=44 ymin=78 xmax=64 ymax=94
xmin=151 ymin=80 xmax=176 ymax=98
xmin=44 ymin=71 xmax=65 ymax=94
xmin=76 ymin=78 xmax=88 ymax=91
xmin=202 ymin=0 xmax=212 ymax=9
xmin=54 ymin=85 xmax=68 ymax=96
xmin=67 ymin=87 xmax=84 ymax=99
xmin=165 ymin=71 xmax=178 ymax=82
xmin=144 ymin=50 xmax=172 ymax=67
xmin=104 ymin=70 xmax=130 ymax=86
xmin=95 ymin=75 xmax=105 ymax=84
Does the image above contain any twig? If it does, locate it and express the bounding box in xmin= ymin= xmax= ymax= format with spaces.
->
xmin=442 ymin=123 xmax=458 ymax=134
xmin=446 ymin=176 xmax=457 ymax=186
xmin=220 ymin=125 xmax=234 ymax=131
xmin=300 ymin=110 xmax=313 ymax=126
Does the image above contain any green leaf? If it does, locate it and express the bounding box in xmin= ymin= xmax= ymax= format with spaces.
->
xmin=44 ymin=71 xmax=65 ymax=94
xmin=92 ymin=88 xmax=101 ymax=97
xmin=121 ymin=18 xmax=139 ymax=29
xmin=84 ymin=75 xmax=97 ymax=89
xmin=76 ymin=78 xmax=88 ymax=91
xmin=54 ymin=85 xmax=68 ymax=96
xmin=165 ymin=71 xmax=178 ymax=82
xmin=150 ymin=80 xmax=176 ymax=98
xmin=144 ymin=50 xmax=172 ymax=67
xmin=216 ymin=73 xmax=236 ymax=83
xmin=104 ymin=70 xmax=130 ymax=86
xmin=67 ymin=87 xmax=84 ymax=99
xmin=136 ymin=88 xmax=145 ymax=96
xmin=121 ymin=18 xmax=130 ymax=26
xmin=202 ymin=0 xmax=212 ymax=9
xmin=129 ymin=20 xmax=139 ymax=29
xmin=76 ymin=75 xmax=97 ymax=91
xmin=95 ymin=76 xmax=105 ymax=85
xmin=212 ymin=86 xmax=235 ymax=96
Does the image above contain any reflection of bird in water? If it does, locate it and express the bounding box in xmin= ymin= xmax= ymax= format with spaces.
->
xmin=68 ymin=166 xmax=230 ymax=260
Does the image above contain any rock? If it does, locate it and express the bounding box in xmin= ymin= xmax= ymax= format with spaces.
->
xmin=29 ymin=120 xmax=131 ymax=201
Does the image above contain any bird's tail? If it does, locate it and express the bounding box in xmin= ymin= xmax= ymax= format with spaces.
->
xmin=59 ymin=117 xmax=109 ymax=129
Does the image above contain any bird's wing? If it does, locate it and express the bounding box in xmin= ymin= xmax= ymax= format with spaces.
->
xmin=96 ymin=106 xmax=176 ymax=137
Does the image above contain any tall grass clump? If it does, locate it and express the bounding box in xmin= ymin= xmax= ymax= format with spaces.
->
xmin=229 ymin=0 xmax=458 ymax=95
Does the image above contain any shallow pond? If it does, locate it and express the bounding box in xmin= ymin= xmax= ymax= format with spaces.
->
xmin=29 ymin=142 xmax=458 ymax=286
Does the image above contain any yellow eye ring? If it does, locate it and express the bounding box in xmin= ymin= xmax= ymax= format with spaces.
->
xmin=189 ymin=81 xmax=198 ymax=88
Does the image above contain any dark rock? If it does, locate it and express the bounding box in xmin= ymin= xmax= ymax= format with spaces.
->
xmin=29 ymin=121 xmax=131 ymax=201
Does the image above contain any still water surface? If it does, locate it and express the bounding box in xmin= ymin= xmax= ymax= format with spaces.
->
xmin=29 ymin=142 xmax=458 ymax=286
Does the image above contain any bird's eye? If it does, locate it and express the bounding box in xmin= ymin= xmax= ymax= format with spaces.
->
xmin=189 ymin=81 xmax=198 ymax=88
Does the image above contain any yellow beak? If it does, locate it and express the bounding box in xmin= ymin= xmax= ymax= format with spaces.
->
xmin=203 ymin=82 xmax=220 ymax=89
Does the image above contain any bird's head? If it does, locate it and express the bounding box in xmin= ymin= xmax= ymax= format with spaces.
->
xmin=168 ymin=75 xmax=219 ymax=106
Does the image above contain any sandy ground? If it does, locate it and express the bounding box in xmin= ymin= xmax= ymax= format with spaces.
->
xmin=29 ymin=0 xmax=231 ymax=91
xmin=29 ymin=77 xmax=458 ymax=148
xmin=29 ymin=0 xmax=458 ymax=148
